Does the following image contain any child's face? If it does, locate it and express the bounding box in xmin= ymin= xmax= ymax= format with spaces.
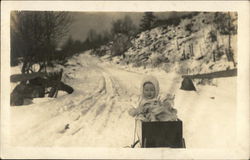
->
xmin=143 ymin=82 xmax=156 ymax=99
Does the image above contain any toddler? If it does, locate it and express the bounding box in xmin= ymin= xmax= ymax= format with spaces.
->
xmin=129 ymin=75 xmax=178 ymax=121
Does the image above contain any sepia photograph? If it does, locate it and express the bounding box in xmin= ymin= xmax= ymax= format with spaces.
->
xmin=1 ymin=1 xmax=249 ymax=159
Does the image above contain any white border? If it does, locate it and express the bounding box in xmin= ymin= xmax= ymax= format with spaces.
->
xmin=1 ymin=1 xmax=249 ymax=159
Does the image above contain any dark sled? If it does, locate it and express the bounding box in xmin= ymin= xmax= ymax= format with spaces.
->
xmin=132 ymin=119 xmax=185 ymax=148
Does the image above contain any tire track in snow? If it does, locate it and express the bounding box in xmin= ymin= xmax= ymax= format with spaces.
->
xmin=11 ymin=54 xmax=138 ymax=147
xmin=93 ymin=72 xmax=117 ymax=131
xmin=66 ymin=71 xmax=119 ymax=137
xmin=63 ymin=75 xmax=108 ymax=136
xmin=75 ymin=61 xmax=127 ymax=135
xmin=86 ymin=63 xmax=138 ymax=139
xmin=64 ymin=67 xmax=122 ymax=136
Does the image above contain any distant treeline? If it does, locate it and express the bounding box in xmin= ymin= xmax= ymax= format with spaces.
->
xmin=59 ymin=12 xmax=200 ymax=59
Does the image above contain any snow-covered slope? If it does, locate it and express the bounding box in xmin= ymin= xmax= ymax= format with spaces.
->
xmin=99 ymin=12 xmax=237 ymax=75
xmin=10 ymin=51 xmax=236 ymax=148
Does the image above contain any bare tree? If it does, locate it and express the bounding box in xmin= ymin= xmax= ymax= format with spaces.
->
xmin=11 ymin=11 xmax=72 ymax=73
xmin=214 ymin=12 xmax=237 ymax=66
xmin=140 ymin=12 xmax=156 ymax=31
xmin=110 ymin=15 xmax=137 ymax=58
xmin=111 ymin=15 xmax=138 ymax=37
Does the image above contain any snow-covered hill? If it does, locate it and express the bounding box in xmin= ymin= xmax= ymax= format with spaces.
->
xmin=98 ymin=12 xmax=237 ymax=75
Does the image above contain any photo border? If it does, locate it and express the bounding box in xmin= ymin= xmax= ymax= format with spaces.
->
xmin=1 ymin=1 xmax=249 ymax=159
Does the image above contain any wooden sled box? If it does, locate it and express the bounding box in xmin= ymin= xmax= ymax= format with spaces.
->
xmin=139 ymin=120 xmax=185 ymax=148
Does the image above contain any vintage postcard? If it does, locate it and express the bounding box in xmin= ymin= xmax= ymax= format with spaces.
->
xmin=1 ymin=1 xmax=249 ymax=159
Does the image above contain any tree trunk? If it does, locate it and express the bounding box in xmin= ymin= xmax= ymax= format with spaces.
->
xmin=21 ymin=59 xmax=28 ymax=73
xmin=189 ymin=44 xmax=194 ymax=57
xmin=176 ymin=39 xmax=179 ymax=50
xmin=227 ymin=12 xmax=236 ymax=67
xmin=228 ymin=34 xmax=236 ymax=67
xmin=213 ymin=51 xmax=216 ymax=62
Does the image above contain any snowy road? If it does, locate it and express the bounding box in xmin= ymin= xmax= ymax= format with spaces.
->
xmin=10 ymin=53 xmax=237 ymax=148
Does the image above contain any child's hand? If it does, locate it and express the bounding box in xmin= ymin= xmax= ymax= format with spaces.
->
xmin=151 ymin=106 xmax=166 ymax=115
xmin=128 ymin=107 xmax=138 ymax=117
xmin=171 ymin=108 xmax=177 ymax=114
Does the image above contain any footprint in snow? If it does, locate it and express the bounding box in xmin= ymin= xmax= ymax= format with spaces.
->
xmin=58 ymin=124 xmax=70 ymax=134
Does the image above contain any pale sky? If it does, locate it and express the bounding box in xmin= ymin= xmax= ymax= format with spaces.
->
xmin=68 ymin=12 xmax=143 ymax=41
xmin=67 ymin=12 xmax=189 ymax=42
